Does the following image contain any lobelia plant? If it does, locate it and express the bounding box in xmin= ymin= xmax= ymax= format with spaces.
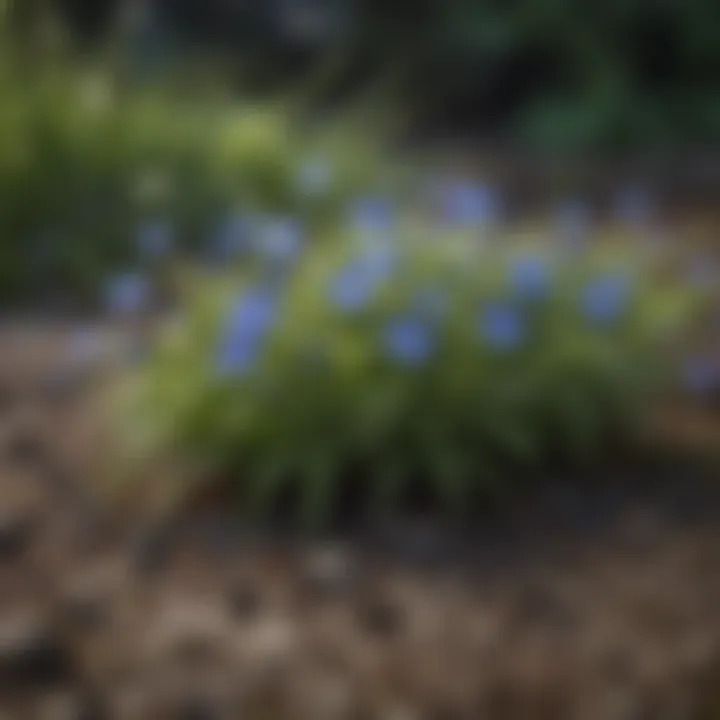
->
xmin=112 ymin=228 xmax=706 ymax=530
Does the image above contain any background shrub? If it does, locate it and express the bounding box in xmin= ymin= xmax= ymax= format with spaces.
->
xmin=36 ymin=0 xmax=720 ymax=152
xmin=0 ymin=39 xmax=386 ymax=307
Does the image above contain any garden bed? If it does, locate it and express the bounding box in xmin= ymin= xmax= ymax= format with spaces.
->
xmin=1 ymin=322 xmax=720 ymax=718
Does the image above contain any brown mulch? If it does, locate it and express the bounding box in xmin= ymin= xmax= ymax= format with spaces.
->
xmin=2 ymin=321 xmax=720 ymax=720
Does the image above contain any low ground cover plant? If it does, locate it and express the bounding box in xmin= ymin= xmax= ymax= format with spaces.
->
xmin=112 ymin=217 xmax=706 ymax=528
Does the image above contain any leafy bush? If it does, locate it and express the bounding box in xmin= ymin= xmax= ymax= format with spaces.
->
xmin=113 ymin=227 xmax=705 ymax=528
xmin=0 ymin=46 xmax=385 ymax=306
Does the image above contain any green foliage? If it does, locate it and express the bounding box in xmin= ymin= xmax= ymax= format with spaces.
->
xmin=395 ymin=0 xmax=720 ymax=149
xmin=0 ymin=48 xmax=384 ymax=305
xmin=115 ymin=233 xmax=705 ymax=528
xmin=12 ymin=0 xmax=720 ymax=151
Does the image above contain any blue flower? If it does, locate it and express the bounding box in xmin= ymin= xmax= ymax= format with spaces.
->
xmin=509 ymin=255 xmax=552 ymax=301
xmin=216 ymin=333 xmax=264 ymax=377
xmin=581 ymin=273 xmax=632 ymax=326
xmin=137 ymin=219 xmax=173 ymax=259
xmin=383 ymin=315 xmax=435 ymax=366
xmin=350 ymin=196 xmax=395 ymax=235
xmin=105 ymin=272 xmax=150 ymax=315
xmin=681 ymin=356 xmax=720 ymax=395
xmin=327 ymin=247 xmax=398 ymax=313
xmin=255 ymin=216 xmax=304 ymax=264
xmin=479 ymin=303 xmax=527 ymax=352
xmin=440 ymin=180 xmax=501 ymax=228
xmin=226 ymin=287 xmax=279 ymax=339
xmin=215 ymin=287 xmax=280 ymax=376
xmin=328 ymin=263 xmax=380 ymax=313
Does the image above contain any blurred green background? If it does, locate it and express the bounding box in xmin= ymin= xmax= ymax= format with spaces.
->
xmin=11 ymin=0 xmax=720 ymax=152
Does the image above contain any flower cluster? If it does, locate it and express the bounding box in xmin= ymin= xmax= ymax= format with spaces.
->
xmin=216 ymin=286 xmax=280 ymax=377
xmin=209 ymin=236 xmax=646 ymax=378
xmin=102 ymin=176 xmax=669 ymax=326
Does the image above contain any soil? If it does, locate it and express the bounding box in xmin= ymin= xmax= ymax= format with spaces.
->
xmin=2 ymin=319 xmax=720 ymax=720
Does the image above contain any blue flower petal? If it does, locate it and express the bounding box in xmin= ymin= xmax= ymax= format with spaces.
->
xmin=383 ymin=316 xmax=435 ymax=366
xmin=327 ymin=247 xmax=398 ymax=313
xmin=328 ymin=265 xmax=378 ymax=313
xmin=215 ymin=286 xmax=280 ymax=376
xmin=479 ymin=303 xmax=527 ymax=352
xmin=226 ymin=287 xmax=280 ymax=338
xmin=216 ymin=334 xmax=263 ymax=377
xmin=509 ymin=255 xmax=552 ymax=301
xmin=581 ymin=273 xmax=632 ymax=326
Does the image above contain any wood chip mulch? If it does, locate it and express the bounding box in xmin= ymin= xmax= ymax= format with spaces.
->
xmin=1 ymin=322 xmax=720 ymax=719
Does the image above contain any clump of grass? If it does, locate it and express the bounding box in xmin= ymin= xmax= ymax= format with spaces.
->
xmin=111 ymin=221 xmax=706 ymax=529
